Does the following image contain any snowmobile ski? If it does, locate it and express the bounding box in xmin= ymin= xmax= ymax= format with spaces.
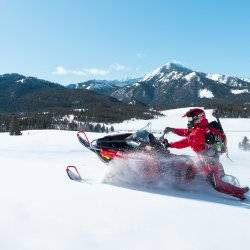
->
xmin=66 ymin=165 xmax=100 ymax=184
xmin=66 ymin=165 xmax=83 ymax=182
xmin=77 ymin=130 xmax=94 ymax=152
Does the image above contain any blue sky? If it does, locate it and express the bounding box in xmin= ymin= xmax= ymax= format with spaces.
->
xmin=1 ymin=0 xmax=250 ymax=84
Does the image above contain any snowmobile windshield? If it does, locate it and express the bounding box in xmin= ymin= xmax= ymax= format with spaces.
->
xmin=129 ymin=130 xmax=151 ymax=143
xmin=126 ymin=123 xmax=152 ymax=144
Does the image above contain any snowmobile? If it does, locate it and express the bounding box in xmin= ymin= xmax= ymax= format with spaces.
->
xmin=66 ymin=126 xmax=195 ymax=182
xmin=76 ymin=127 xmax=170 ymax=163
xmin=66 ymin=125 xmax=249 ymax=200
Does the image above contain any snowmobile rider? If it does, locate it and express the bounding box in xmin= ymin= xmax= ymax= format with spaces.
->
xmin=164 ymin=108 xmax=249 ymax=200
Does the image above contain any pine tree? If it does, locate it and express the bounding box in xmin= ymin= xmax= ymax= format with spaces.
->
xmin=94 ymin=123 xmax=102 ymax=132
xmin=101 ymin=124 xmax=105 ymax=133
xmin=9 ymin=117 xmax=22 ymax=136
xmin=243 ymin=136 xmax=249 ymax=145
xmin=89 ymin=123 xmax=94 ymax=132
xmin=242 ymin=136 xmax=249 ymax=150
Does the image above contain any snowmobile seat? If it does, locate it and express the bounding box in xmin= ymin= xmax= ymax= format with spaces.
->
xmin=96 ymin=133 xmax=133 ymax=150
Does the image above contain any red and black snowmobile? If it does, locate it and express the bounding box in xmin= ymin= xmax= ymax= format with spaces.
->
xmin=67 ymin=127 xmax=193 ymax=181
xmin=76 ymin=128 xmax=170 ymax=162
xmin=66 ymin=126 xmax=249 ymax=200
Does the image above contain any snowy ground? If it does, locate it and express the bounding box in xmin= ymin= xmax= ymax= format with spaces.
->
xmin=1 ymin=108 xmax=250 ymax=250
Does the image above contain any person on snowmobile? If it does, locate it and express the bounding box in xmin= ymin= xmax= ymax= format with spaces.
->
xmin=164 ymin=108 xmax=249 ymax=200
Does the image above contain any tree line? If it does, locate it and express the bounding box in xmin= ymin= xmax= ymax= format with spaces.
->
xmin=0 ymin=112 xmax=115 ymax=135
xmin=1 ymin=104 xmax=249 ymax=136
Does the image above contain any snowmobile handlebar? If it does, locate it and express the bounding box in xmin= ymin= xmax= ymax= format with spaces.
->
xmin=159 ymin=133 xmax=166 ymax=141
xmin=159 ymin=128 xmax=171 ymax=140
xmin=158 ymin=132 xmax=169 ymax=146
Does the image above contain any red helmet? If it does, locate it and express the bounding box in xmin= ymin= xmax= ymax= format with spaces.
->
xmin=182 ymin=108 xmax=205 ymax=118
xmin=183 ymin=108 xmax=206 ymax=128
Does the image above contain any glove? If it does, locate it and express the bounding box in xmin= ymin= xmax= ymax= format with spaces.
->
xmin=162 ymin=139 xmax=170 ymax=148
xmin=164 ymin=127 xmax=172 ymax=134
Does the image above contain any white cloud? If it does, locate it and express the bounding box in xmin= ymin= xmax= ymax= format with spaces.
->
xmin=53 ymin=66 xmax=69 ymax=75
xmin=109 ymin=63 xmax=127 ymax=71
xmin=83 ymin=68 xmax=109 ymax=76
xmin=52 ymin=66 xmax=109 ymax=77
xmin=53 ymin=63 xmax=128 ymax=77
xmin=53 ymin=66 xmax=87 ymax=76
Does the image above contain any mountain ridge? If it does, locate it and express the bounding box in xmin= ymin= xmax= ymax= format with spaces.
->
xmin=0 ymin=73 xmax=157 ymax=123
xmin=111 ymin=62 xmax=250 ymax=109
xmin=1 ymin=62 xmax=250 ymax=112
xmin=66 ymin=77 xmax=142 ymax=94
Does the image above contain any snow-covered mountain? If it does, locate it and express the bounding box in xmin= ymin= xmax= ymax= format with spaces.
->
xmin=67 ymin=78 xmax=142 ymax=94
xmin=111 ymin=63 xmax=250 ymax=108
xmin=67 ymin=80 xmax=118 ymax=94
xmin=206 ymin=73 xmax=250 ymax=88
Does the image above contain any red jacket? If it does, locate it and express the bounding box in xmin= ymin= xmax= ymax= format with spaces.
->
xmin=169 ymin=117 xmax=209 ymax=153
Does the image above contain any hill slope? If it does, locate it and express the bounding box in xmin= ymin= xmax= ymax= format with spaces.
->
xmin=0 ymin=73 xmax=157 ymax=122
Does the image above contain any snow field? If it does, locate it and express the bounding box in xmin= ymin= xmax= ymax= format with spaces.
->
xmin=1 ymin=108 xmax=250 ymax=250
